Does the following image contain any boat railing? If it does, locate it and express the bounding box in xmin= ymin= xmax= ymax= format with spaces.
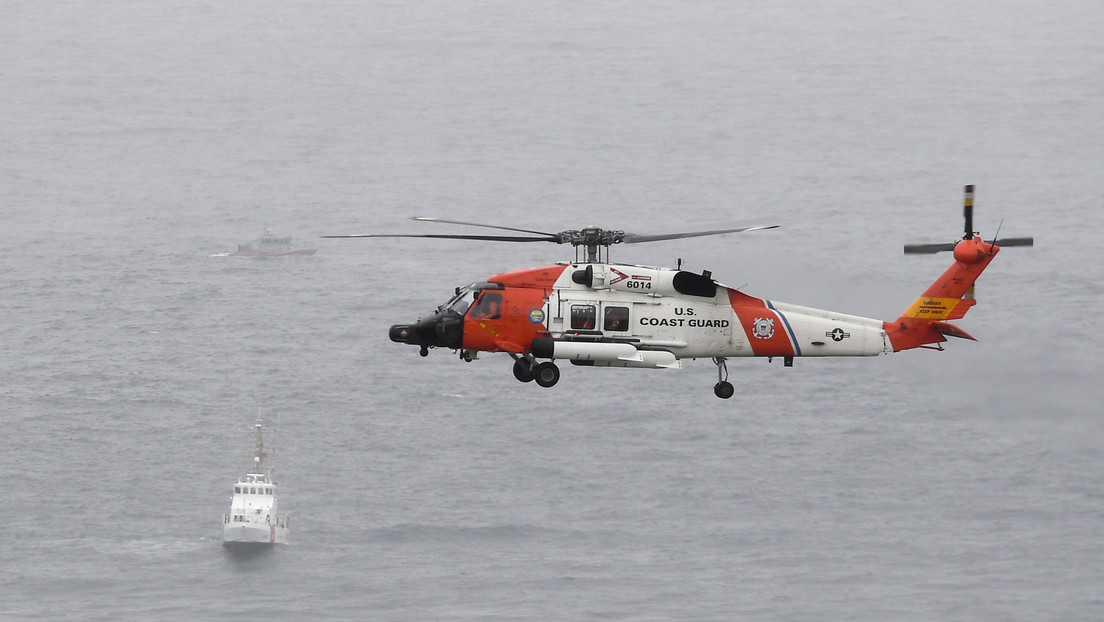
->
xmin=223 ymin=513 xmax=289 ymax=528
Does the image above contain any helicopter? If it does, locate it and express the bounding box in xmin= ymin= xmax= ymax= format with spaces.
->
xmin=326 ymin=186 xmax=1032 ymax=398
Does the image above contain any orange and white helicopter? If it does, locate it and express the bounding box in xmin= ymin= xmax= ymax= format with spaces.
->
xmin=328 ymin=186 xmax=1031 ymax=398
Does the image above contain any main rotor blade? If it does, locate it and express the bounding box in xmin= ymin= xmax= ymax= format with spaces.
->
xmin=411 ymin=217 xmax=557 ymax=237
xmin=321 ymin=233 xmax=556 ymax=242
xmin=622 ymin=225 xmax=779 ymax=244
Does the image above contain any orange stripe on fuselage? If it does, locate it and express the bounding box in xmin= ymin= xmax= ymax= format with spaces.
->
xmin=462 ymin=265 xmax=566 ymax=353
xmin=727 ymin=289 xmax=796 ymax=357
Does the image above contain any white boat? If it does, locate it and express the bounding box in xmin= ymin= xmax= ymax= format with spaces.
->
xmin=222 ymin=419 xmax=289 ymax=548
xmin=229 ymin=225 xmax=317 ymax=258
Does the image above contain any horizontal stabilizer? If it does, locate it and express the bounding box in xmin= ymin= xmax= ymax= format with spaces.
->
xmin=933 ymin=322 xmax=977 ymax=341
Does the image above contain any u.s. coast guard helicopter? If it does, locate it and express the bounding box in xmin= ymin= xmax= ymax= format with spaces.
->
xmin=327 ymin=186 xmax=1031 ymax=398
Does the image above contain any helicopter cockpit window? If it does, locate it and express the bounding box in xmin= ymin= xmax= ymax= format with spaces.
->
xmin=441 ymin=285 xmax=475 ymax=314
xmin=469 ymin=291 xmax=503 ymax=320
xmin=442 ymin=282 xmax=503 ymax=315
xmin=603 ymin=306 xmax=629 ymax=331
xmin=571 ymin=305 xmax=596 ymax=330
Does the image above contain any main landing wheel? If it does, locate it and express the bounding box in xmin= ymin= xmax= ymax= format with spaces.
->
xmin=512 ymin=360 xmax=535 ymax=383
xmin=714 ymin=381 xmax=735 ymax=399
xmin=534 ymin=362 xmax=560 ymax=388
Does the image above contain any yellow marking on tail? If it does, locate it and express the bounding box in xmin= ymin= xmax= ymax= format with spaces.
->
xmin=902 ymin=297 xmax=962 ymax=320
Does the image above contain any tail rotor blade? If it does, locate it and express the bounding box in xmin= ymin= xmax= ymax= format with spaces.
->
xmin=904 ymin=242 xmax=957 ymax=254
xmin=904 ymin=185 xmax=1033 ymax=255
xmin=991 ymin=236 xmax=1034 ymax=248
xmin=963 ymin=184 xmax=975 ymax=240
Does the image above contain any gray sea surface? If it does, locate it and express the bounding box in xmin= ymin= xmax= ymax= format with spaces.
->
xmin=3 ymin=1 xmax=1103 ymax=620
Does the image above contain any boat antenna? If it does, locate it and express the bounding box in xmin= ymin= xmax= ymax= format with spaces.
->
xmin=251 ymin=418 xmax=265 ymax=475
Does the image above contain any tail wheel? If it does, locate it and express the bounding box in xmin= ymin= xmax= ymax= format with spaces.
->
xmin=714 ymin=381 xmax=734 ymax=399
xmin=512 ymin=360 xmax=535 ymax=383
xmin=534 ymin=362 xmax=560 ymax=388
xmin=712 ymin=357 xmax=733 ymax=398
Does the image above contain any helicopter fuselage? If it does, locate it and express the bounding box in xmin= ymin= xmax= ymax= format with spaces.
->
xmin=392 ymin=261 xmax=894 ymax=371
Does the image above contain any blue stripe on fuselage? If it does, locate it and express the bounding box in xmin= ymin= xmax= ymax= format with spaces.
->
xmin=766 ymin=301 xmax=801 ymax=356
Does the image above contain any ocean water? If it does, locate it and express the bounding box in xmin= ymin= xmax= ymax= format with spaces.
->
xmin=3 ymin=1 xmax=1103 ymax=620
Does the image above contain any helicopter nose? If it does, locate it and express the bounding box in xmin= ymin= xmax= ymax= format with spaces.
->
xmin=388 ymin=311 xmax=464 ymax=352
xmin=389 ymin=324 xmax=416 ymax=344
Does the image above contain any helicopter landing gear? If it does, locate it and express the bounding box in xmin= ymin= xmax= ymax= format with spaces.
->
xmin=714 ymin=382 xmax=735 ymax=399
xmin=713 ymin=357 xmax=734 ymax=399
xmin=512 ymin=359 xmax=535 ymax=383
xmin=509 ymin=353 xmax=558 ymax=387
xmin=509 ymin=352 xmax=538 ymax=383
xmin=534 ymin=362 xmax=560 ymax=388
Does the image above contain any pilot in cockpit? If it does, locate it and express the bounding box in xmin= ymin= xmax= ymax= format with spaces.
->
xmin=468 ymin=292 xmax=502 ymax=320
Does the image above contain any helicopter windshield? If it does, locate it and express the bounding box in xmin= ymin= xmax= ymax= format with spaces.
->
xmin=437 ymin=282 xmax=503 ymax=315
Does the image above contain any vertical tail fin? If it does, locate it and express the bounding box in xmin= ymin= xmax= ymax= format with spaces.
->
xmin=889 ymin=185 xmax=1032 ymax=352
xmin=885 ymin=237 xmax=998 ymax=351
xmin=900 ymin=238 xmax=997 ymax=321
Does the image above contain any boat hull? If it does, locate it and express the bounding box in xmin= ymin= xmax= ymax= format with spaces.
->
xmin=229 ymin=248 xmax=317 ymax=258
xmin=222 ymin=522 xmax=288 ymax=546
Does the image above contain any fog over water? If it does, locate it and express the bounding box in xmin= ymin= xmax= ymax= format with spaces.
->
xmin=3 ymin=1 xmax=1103 ymax=620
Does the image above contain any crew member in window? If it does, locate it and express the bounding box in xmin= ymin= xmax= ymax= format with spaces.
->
xmin=469 ymin=292 xmax=502 ymax=319
xmin=604 ymin=307 xmax=629 ymax=331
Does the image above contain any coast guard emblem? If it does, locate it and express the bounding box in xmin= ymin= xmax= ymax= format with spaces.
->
xmin=752 ymin=317 xmax=775 ymax=340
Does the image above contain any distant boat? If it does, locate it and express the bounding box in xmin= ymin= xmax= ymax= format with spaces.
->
xmin=229 ymin=226 xmax=317 ymax=257
xmin=222 ymin=419 xmax=289 ymax=548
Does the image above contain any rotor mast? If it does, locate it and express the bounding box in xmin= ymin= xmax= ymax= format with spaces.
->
xmin=563 ymin=227 xmax=625 ymax=263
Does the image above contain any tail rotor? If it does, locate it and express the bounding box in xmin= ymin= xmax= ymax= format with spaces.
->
xmin=904 ymin=185 xmax=1034 ymax=254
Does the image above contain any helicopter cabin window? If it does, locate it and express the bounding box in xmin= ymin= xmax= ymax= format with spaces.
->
xmin=468 ymin=291 xmax=502 ymax=320
xmin=604 ymin=306 xmax=629 ymax=332
xmin=571 ymin=305 xmax=596 ymax=330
